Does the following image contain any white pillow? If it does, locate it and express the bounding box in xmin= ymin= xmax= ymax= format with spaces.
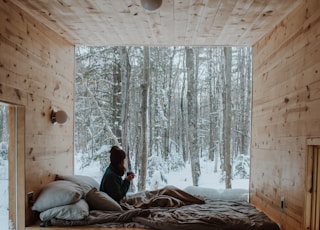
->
xmin=32 ymin=180 xmax=83 ymax=212
xmin=56 ymin=174 xmax=100 ymax=193
xmin=40 ymin=199 xmax=89 ymax=221
xmin=85 ymin=188 xmax=122 ymax=211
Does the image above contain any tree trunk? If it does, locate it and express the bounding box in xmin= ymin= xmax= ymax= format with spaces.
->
xmin=164 ymin=48 xmax=176 ymax=160
xmin=186 ymin=47 xmax=200 ymax=186
xmin=224 ymin=47 xmax=232 ymax=189
xmin=112 ymin=56 xmax=122 ymax=141
xmin=208 ymin=48 xmax=215 ymax=162
xmin=138 ymin=46 xmax=149 ymax=191
xmin=148 ymin=48 xmax=154 ymax=157
xmin=120 ymin=47 xmax=131 ymax=151
xmin=180 ymin=69 xmax=188 ymax=162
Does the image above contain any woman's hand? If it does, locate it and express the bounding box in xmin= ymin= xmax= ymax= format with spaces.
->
xmin=126 ymin=172 xmax=135 ymax=181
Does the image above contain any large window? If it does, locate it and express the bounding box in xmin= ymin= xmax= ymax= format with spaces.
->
xmin=74 ymin=46 xmax=252 ymax=192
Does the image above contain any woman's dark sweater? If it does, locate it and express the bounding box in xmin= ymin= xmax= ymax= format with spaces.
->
xmin=100 ymin=164 xmax=130 ymax=203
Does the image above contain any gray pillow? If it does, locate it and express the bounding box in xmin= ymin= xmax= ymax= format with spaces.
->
xmin=85 ymin=188 xmax=122 ymax=211
xmin=56 ymin=174 xmax=100 ymax=193
xmin=39 ymin=199 xmax=89 ymax=221
xmin=32 ymin=180 xmax=83 ymax=212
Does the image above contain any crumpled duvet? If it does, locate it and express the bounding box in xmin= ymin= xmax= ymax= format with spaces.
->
xmin=48 ymin=186 xmax=279 ymax=230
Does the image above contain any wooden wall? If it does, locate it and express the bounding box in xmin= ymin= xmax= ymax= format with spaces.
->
xmin=251 ymin=0 xmax=320 ymax=229
xmin=0 ymin=1 xmax=74 ymax=227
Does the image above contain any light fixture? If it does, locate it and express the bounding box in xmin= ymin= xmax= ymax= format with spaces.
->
xmin=51 ymin=110 xmax=68 ymax=124
xmin=141 ymin=0 xmax=162 ymax=11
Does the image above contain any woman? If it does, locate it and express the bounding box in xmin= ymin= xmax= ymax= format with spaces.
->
xmin=100 ymin=146 xmax=135 ymax=203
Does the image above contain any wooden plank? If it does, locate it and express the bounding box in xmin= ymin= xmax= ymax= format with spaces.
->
xmin=157 ymin=0 xmax=174 ymax=45
xmin=8 ymin=106 xmax=17 ymax=229
xmin=305 ymin=145 xmax=313 ymax=230
xmin=253 ymin=39 xmax=320 ymax=102
xmin=0 ymin=45 xmax=73 ymax=98
xmin=252 ymin=99 xmax=320 ymax=139
xmin=0 ymin=2 xmax=74 ymax=75
xmin=206 ymin=0 xmax=234 ymax=45
xmin=253 ymin=4 xmax=320 ymax=73
xmin=216 ymin=0 xmax=263 ymax=45
xmin=0 ymin=83 xmax=28 ymax=105
xmin=183 ymin=0 xmax=208 ymax=45
xmin=8 ymin=0 xmax=80 ymax=44
xmin=174 ymin=0 xmax=194 ymax=45
xmin=307 ymin=138 xmax=320 ymax=146
xmin=252 ymin=2 xmax=304 ymax=68
xmin=108 ymin=1 xmax=143 ymax=45
xmin=17 ymin=106 xmax=26 ymax=230
xmin=141 ymin=5 xmax=162 ymax=45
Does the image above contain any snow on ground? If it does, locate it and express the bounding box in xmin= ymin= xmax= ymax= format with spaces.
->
xmin=0 ymin=158 xmax=8 ymax=229
xmin=75 ymin=157 xmax=249 ymax=191
xmin=0 ymin=180 xmax=8 ymax=229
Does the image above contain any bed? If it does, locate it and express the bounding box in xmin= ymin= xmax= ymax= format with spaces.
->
xmin=31 ymin=174 xmax=280 ymax=230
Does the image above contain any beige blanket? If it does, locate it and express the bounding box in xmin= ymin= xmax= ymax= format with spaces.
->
xmin=48 ymin=186 xmax=279 ymax=230
xmin=121 ymin=185 xmax=205 ymax=209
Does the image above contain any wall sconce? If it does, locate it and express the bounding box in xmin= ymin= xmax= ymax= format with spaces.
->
xmin=51 ymin=110 xmax=68 ymax=124
xmin=141 ymin=0 xmax=162 ymax=11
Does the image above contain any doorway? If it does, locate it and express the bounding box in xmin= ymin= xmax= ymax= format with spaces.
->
xmin=305 ymin=140 xmax=320 ymax=230
xmin=0 ymin=103 xmax=25 ymax=230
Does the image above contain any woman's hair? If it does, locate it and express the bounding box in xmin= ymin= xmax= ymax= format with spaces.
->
xmin=110 ymin=146 xmax=126 ymax=176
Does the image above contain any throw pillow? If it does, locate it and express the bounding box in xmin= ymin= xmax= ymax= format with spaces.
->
xmin=32 ymin=180 xmax=83 ymax=212
xmin=85 ymin=188 xmax=122 ymax=211
xmin=39 ymin=199 xmax=89 ymax=221
xmin=56 ymin=174 xmax=100 ymax=193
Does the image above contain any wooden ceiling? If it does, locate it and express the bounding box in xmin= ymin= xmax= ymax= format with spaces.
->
xmin=11 ymin=0 xmax=303 ymax=47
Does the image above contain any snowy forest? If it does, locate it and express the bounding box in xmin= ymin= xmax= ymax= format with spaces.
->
xmin=75 ymin=46 xmax=252 ymax=191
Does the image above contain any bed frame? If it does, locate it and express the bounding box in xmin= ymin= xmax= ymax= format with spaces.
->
xmin=26 ymin=227 xmax=148 ymax=230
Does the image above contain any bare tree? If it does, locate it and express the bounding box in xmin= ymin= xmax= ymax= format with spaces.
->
xmin=112 ymin=49 xmax=122 ymax=141
xmin=223 ymin=47 xmax=232 ymax=189
xmin=138 ymin=46 xmax=149 ymax=191
xmin=180 ymin=52 xmax=188 ymax=162
xmin=164 ymin=47 xmax=176 ymax=160
xmin=74 ymin=46 xmax=252 ymax=189
xmin=207 ymin=48 xmax=215 ymax=162
xmin=186 ymin=47 xmax=200 ymax=186
xmin=120 ymin=47 xmax=131 ymax=153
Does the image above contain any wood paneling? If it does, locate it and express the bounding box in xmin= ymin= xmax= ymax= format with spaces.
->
xmin=9 ymin=0 xmax=303 ymax=47
xmin=1 ymin=0 xmax=320 ymax=229
xmin=251 ymin=0 xmax=320 ymax=229
xmin=0 ymin=0 xmax=74 ymax=227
